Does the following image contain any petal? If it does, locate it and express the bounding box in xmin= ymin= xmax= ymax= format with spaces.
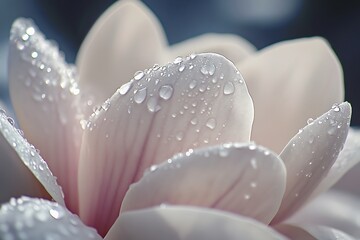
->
xmin=78 ymin=53 xmax=254 ymax=235
xmin=287 ymin=190 xmax=360 ymax=238
xmin=0 ymin=197 xmax=102 ymax=239
xmin=76 ymin=0 xmax=167 ymax=105
xmin=8 ymin=19 xmax=84 ymax=212
xmin=167 ymin=33 xmax=256 ymax=64
xmin=276 ymin=224 xmax=355 ymax=240
xmin=310 ymin=128 xmax=360 ymax=198
xmin=0 ymin=109 xmax=64 ymax=205
xmin=271 ymin=102 xmax=351 ymax=224
xmin=121 ymin=143 xmax=286 ymax=224
xmin=238 ymin=37 xmax=344 ymax=153
xmin=105 ymin=206 xmax=288 ymax=240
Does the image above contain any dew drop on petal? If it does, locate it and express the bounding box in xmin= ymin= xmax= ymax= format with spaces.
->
xmin=223 ymin=82 xmax=235 ymax=95
xmin=331 ymin=103 xmax=340 ymax=112
xmin=200 ymin=63 xmax=216 ymax=76
xmin=134 ymin=71 xmax=145 ymax=80
xmin=173 ymin=57 xmax=183 ymax=64
xmin=134 ymin=87 xmax=147 ymax=104
xmin=189 ymin=80 xmax=197 ymax=89
xmin=176 ymin=131 xmax=184 ymax=141
xmin=147 ymin=97 xmax=161 ymax=113
xmin=307 ymin=118 xmax=314 ymax=125
xmin=118 ymin=81 xmax=133 ymax=95
xmin=206 ymin=118 xmax=216 ymax=130
xmin=159 ymin=85 xmax=173 ymax=100
xmin=178 ymin=65 xmax=185 ymax=72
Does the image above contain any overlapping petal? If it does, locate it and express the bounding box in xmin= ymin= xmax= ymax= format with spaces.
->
xmin=121 ymin=143 xmax=286 ymax=224
xmin=8 ymin=19 xmax=84 ymax=212
xmin=272 ymin=102 xmax=351 ymax=224
xmin=0 ymin=108 xmax=64 ymax=205
xmin=105 ymin=206 xmax=288 ymax=240
xmin=238 ymin=38 xmax=344 ymax=153
xmin=76 ymin=0 xmax=167 ymax=105
xmin=78 ymin=53 xmax=254 ymax=235
xmin=0 ymin=197 xmax=102 ymax=240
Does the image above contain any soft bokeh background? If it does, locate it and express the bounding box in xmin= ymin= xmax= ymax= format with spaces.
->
xmin=0 ymin=0 xmax=359 ymax=124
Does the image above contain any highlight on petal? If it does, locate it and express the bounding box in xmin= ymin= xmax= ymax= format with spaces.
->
xmin=0 ymin=109 xmax=64 ymax=205
xmin=311 ymin=128 xmax=360 ymax=198
xmin=272 ymin=102 xmax=351 ymax=224
xmin=76 ymin=0 xmax=167 ymax=105
xmin=287 ymin=190 xmax=360 ymax=238
xmin=238 ymin=37 xmax=344 ymax=153
xmin=78 ymin=53 xmax=254 ymax=235
xmin=121 ymin=143 xmax=286 ymax=224
xmin=167 ymin=33 xmax=256 ymax=64
xmin=8 ymin=18 xmax=84 ymax=212
xmin=276 ymin=224 xmax=355 ymax=240
xmin=105 ymin=206 xmax=288 ymax=240
xmin=0 ymin=197 xmax=102 ymax=240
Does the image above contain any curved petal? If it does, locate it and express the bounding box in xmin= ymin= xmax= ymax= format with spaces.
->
xmin=105 ymin=206 xmax=288 ymax=240
xmin=276 ymin=224 xmax=355 ymax=240
xmin=287 ymin=190 xmax=360 ymax=238
xmin=121 ymin=143 xmax=286 ymax=224
xmin=310 ymin=128 xmax=360 ymax=198
xmin=167 ymin=33 xmax=256 ymax=64
xmin=0 ymin=197 xmax=102 ymax=239
xmin=76 ymin=0 xmax=167 ymax=105
xmin=271 ymin=102 xmax=351 ymax=224
xmin=0 ymin=108 xmax=64 ymax=205
xmin=78 ymin=53 xmax=254 ymax=235
xmin=8 ymin=19 xmax=84 ymax=212
xmin=238 ymin=37 xmax=344 ymax=153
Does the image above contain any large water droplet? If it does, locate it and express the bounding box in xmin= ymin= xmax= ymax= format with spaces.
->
xmin=200 ymin=63 xmax=216 ymax=76
xmin=134 ymin=87 xmax=147 ymax=104
xmin=173 ymin=57 xmax=183 ymax=64
xmin=119 ymin=81 xmax=133 ymax=95
xmin=134 ymin=71 xmax=145 ymax=80
xmin=189 ymin=80 xmax=197 ymax=89
xmin=147 ymin=97 xmax=161 ymax=112
xmin=159 ymin=85 xmax=173 ymax=100
xmin=178 ymin=65 xmax=185 ymax=72
xmin=223 ymin=82 xmax=235 ymax=95
xmin=206 ymin=118 xmax=216 ymax=130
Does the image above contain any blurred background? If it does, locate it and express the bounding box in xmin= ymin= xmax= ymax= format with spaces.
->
xmin=0 ymin=0 xmax=359 ymax=124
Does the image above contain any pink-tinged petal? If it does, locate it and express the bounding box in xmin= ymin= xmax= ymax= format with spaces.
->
xmin=78 ymin=53 xmax=254 ymax=235
xmin=76 ymin=0 xmax=167 ymax=105
xmin=8 ymin=19 xmax=84 ymax=212
xmin=0 ymin=197 xmax=102 ymax=240
xmin=287 ymin=190 xmax=360 ymax=238
xmin=276 ymin=224 xmax=355 ymax=240
xmin=271 ymin=102 xmax=351 ymax=224
xmin=310 ymin=128 xmax=360 ymax=198
xmin=0 ymin=109 xmax=64 ymax=205
xmin=105 ymin=206 xmax=288 ymax=240
xmin=167 ymin=33 xmax=256 ymax=64
xmin=121 ymin=143 xmax=286 ymax=224
xmin=238 ymin=37 xmax=344 ymax=153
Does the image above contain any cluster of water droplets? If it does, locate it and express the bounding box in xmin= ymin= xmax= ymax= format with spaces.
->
xmin=10 ymin=18 xmax=81 ymax=125
xmin=0 ymin=197 xmax=101 ymax=240
xmin=0 ymin=109 xmax=64 ymax=203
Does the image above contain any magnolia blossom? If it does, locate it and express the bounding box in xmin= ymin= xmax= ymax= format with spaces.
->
xmin=1 ymin=0 xmax=360 ymax=239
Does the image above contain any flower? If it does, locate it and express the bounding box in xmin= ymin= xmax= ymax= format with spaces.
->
xmin=1 ymin=0 xmax=360 ymax=239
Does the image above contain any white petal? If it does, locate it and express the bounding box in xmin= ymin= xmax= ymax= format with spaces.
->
xmin=167 ymin=33 xmax=256 ymax=64
xmin=0 ymin=109 xmax=64 ymax=205
xmin=238 ymin=37 xmax=344 ymax=153
xmin=310 ymin=128 xmax=360 ymax=198
xmin=287 ymin=190 xmax=360 ymax=238
xmin=277 ymin=224 xmax=355 ymax=240
xmin=8 ymin=19 xmax=84 ymax=212
xmin=78 ymin=53 xmax=254 ymax=235
xmin=76 ymin=0 xmax=167 ymax=105
xmin=105 ymin=206 xmax=288 ymax=240
xmin=121 ymin=143 xmax=286 ymax=224
xmin=272 ymin=102 xmax=351 ymax=224
xmin=0 ymin=197 xmax=102 ymax=239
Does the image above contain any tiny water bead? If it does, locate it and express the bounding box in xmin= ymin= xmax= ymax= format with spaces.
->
xmin=331 ymin=103 xmax=340 ymax=112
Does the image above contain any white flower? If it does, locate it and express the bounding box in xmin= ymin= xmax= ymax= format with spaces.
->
xmin=1 ymin=0 xmax=359 ymax=239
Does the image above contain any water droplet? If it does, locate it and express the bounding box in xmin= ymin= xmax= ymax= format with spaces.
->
xmin=101 ymin=99 xmax=111 ymax=111
xmin=331 ymin=104 xmax=340 ymax=112
xmin=189 ymin=53 xmax=196 ymax=60
xmin=147 ymin=97 xmax=161 ymax=112
xmin=26 ymin=27 xmax=35 ymax=36
xmin=176 ymin=131 xmax=184 ymax=141
xmin=178 ymin=65 xmax=185 ymax=72
xmin=134 ymin=87 xmax=147 ymax=104
xmin=21 ymin=34 xmax=29 ymax=41
xmin=200 ymin=63 xmax=216 ymax=76
xmin=31 ymin=51 xmax=38 ymax=58
xmin=159 ymin=85 xmax=173 ymax=100
xmin=190 ymin=118 xmax=198 ymax=125
xmin=49 ymin=207 xmax=64 ymax=219
xmin=307 ymin=118 xmax=314 ymax=125
xmin=173 ymin=57 xmax=183 ymax=64
xmin=250 ymin=158 xmax=258 ymax=169
xmin=134 ymin=71 xmax=145 ymax=80
xmin=206 ymin=118 xmax=216 ymax=130
xmin=119 ymin=81 xmax=133 ymax=95
xmin=223 ymin=82 xmax=235 ymax=95
xmin=16 ymin=41 xmax=25 ymax=50
xmin=189 ymin=80 xmax=197 ymax=89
